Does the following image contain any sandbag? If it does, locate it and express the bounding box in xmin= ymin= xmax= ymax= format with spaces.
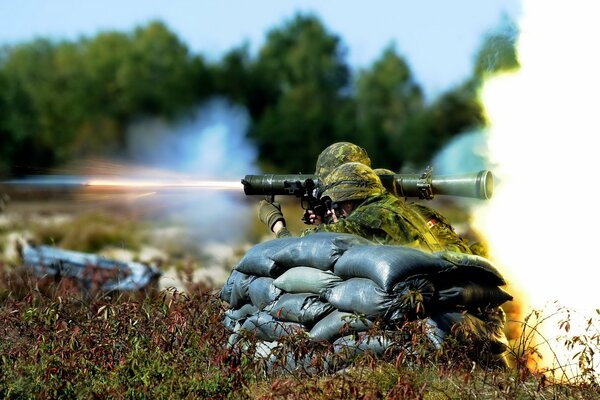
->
xmin=309 ymin=310 xmax=372 ymax=342
xmin=253 ymin=341 xmax=320 ymax=375
xmin=436 ymin=283 xmax=513 ymax=309
xmin=433 ymin=251 xmax=506 ymax=286
xmin=273 ymin=266 xmax=342 ymax=294
xmin=321 ymin=278 xmax=397 ymax=320
xmin=270 ymin=232 xmax=371 ymax=271
xmin=334 ymin=245 xmax=453 ymax=291
xmin=248 ymin=277 xmax=282 ymax=309
xmin=240 ymin=311 xmax=306 ymax=342
xmin=225 ymin=303 xmax=259 ymax=321
xmin=226 ymin=271 xmax=257 ymax=308
xmin=234 ymin=237 xmax=296 ymax=277
xmin=333 ymin=333 xmax=394 ymax=356
xmin=220 ymin=269 xmax=244 ymax=303
xmin=268 ymin=293 xmax=334 ymax=326
xmin=223 ymin=314 xmax=239 ymax=332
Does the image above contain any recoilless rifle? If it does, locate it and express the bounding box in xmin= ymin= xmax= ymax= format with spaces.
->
xmin=241 ymin=167 xmax=493 ymax=224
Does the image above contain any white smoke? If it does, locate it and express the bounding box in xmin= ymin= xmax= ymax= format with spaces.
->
xmin=431 ymin=130 xmax=492 ymax=176
xmin=125 ymin=98 xmax=258 ymax=244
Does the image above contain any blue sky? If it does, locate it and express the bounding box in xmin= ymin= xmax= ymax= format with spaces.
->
xmin=0 ymin=1 xmax=521 ymax=100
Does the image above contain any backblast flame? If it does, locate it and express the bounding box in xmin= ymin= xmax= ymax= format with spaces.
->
xmin=472 ymin=0 xmax=600 ymax=382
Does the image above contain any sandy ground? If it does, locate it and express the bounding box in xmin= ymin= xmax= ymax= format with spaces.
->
xmin=0 ymin=195 xmax=245 ymax=293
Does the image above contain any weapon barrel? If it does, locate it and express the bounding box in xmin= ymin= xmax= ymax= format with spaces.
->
xmin=383 ymin=170 xmax=493 ymax=200
xmin=242 ymin=174 xmax=319 ymax=195
xmin=242 ymin=170 xmax=493 ymax=200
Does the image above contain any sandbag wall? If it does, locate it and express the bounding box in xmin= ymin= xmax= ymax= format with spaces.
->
xmin=219 ymin=232 xmax=513 ymax=366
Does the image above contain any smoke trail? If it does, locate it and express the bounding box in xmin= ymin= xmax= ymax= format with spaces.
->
xmin=125 ymin=98 xmax=258 ymax=243
xmin=472 ymin=0 xmax=600 ymax=381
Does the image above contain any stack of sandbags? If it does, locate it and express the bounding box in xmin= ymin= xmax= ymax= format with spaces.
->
xmin=219 ymin=232 xmax=513 ymax=368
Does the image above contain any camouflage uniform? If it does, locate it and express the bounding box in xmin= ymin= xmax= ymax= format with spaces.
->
xmin=302 ymin=192 xmax=445 ymax=251
xmin=298 ymin=163 xmax=447 ymax=252
xmin=277 ymin=143 xmax=473 ymax=254
xmin=372 ymin=168 xmax=473 ymax=253
xmin=406 ymin=203 xmax=473 ymax=254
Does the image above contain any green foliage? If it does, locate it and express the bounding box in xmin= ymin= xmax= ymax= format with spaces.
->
xmin=249 ymin=14 xmax=355 ymax=173
xmin=354 ymin=46 xmax=425 ymax=170
xmin=0 ymin=22 xmax=209 ymax=176
xmin=0 ymin=14 xmax=519 ymax=177
xmin=397 ymin=81 xmax=485 ymax=169
xmin=473 ymin=18 xmax=520 ymax=79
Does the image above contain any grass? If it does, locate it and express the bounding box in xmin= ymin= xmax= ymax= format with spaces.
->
xmin=1 ymin=204 xmax=599 ymax=399
xmin=1 ymin=264 xmax=599 ymax=399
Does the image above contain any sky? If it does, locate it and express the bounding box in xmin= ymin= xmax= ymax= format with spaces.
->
xmin=0 ymin=0 xmax=521 ymax=100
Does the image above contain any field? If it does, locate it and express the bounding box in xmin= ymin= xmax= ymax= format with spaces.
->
xmin=1 ymin=195 xmax=598 ymax=399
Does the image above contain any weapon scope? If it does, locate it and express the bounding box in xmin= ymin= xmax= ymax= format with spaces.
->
xmin=241 ymin=169 xmax=493 ymax=200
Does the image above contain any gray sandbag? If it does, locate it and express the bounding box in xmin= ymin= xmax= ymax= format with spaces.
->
xmin=321 ymin=278 xmax=395 ymax=319
xmin=436 ymin=283 xmax=513 ymax=309
xmin=270 ymin=232 xmax=372 ymax=271
xmin=223 ymin=270 xmax=257 ymax=308
xmin=248 ymin=277 xmax=282 ymax=309
xmin=234 ymin=237 xmax=297 ymax=277
xmin=253 ymin=341 xmax=320 ymax=375
xmin=273 ymin=266 xmax=342 ymax=294
xmin=223 ymin=314 xmax=239 ymax=332
xmin=333 ymin=333 xmax=394 ymax=356
xmin=220 ymin=269 xmax=243 ymax=303
xmin=240 ymin=311 xmax=306 ymax=342
xmin=225 ymin=303 xmax=259 ymax=321
xmin=268 ymin=293 xmax=334 ymax=326
xmin=322 ymin=278 xmax=434 ymax=322
xmin=309 ymin=310 xmax=372 ymax=342
xmin=325 ymin=333 xmax=395 ymax=371
xmin=334 ymin=245 xmax=453 ymax=291
xmin=433 ymin=251 xmax=506 ymax=286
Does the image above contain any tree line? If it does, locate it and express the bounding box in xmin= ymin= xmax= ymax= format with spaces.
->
xmin=0 ymin=14 xmax=518 ymax=177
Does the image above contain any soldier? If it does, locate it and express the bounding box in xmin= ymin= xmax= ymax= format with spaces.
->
xmin=373 ymin=168 xmax=473 ymax=254
xmin=259 ymin=142 xmax=475 ymax=253
xmin=257 ymin=142 xmax=371 ymax=233
xmin=262 ymin=162 xmax=447 ymax=251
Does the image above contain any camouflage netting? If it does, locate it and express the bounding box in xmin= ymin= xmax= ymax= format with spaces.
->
xmin=219 ymin=232 xmax=513 ymax=372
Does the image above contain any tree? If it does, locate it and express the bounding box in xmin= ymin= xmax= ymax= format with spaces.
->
xmin=354 ymin=46 xmax=425 ymax=170
xmin=0 ymin=22 xmax=210 ymax=174
xmin=250 ymin=14 xmax=354 ymax=172
xmin=397 ymin=81 xmax=485 ymax=170
xmin=212 ymin=44 xmax=278 ymax=121
xmin=473 ymin=17 xmax=519 ymax=79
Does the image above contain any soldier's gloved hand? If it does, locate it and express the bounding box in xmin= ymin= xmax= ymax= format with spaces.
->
xmin=258 ymin=200 xmax=285 ymax=232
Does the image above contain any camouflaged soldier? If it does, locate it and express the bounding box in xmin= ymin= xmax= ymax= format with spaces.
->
xmin=373 ymin=168 xmax=473 ymax=254
xmin=258 ymin=142 xmax=371 ymax=232
xmin=297 ymin=162 xmax=449 ymax=251
xmin=259 ymin=142 xmax=474 ymax=253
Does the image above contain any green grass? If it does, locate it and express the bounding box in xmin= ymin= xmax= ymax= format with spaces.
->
xmin=1 ymin=265 xmax=599 ymax=400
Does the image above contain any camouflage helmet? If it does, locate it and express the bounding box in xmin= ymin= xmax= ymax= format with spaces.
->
xmin=314 ymin=142 xmax=371 ymax=180
xmin=321 ymin=162 xmax=384 ymax=203
xmin=372 ymin=168 xmax=395 ymax=175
